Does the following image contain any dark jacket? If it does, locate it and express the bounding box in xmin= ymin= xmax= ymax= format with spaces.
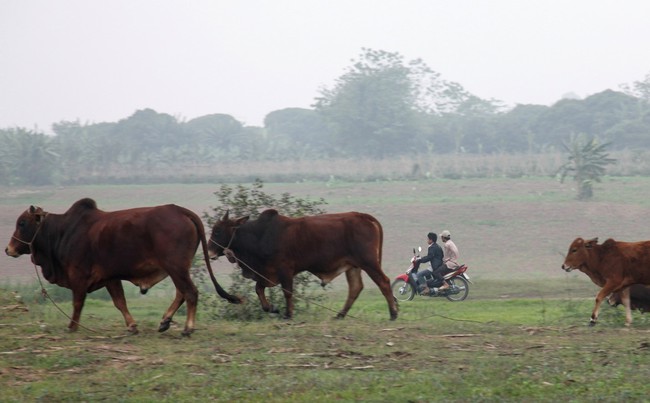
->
xmin=419 ymin=242 xmax=443 ymax=270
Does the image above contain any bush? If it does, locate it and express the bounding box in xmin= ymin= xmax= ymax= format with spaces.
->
xmin=196 ymin=179 xmax=328 ymax=321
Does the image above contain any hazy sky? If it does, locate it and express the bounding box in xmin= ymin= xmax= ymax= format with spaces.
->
xmin=2 ymin=1 xmax=649 ymax=133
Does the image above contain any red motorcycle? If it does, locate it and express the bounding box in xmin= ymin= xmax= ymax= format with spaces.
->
xmin=391 ymin=247 xmax=471 ymax=302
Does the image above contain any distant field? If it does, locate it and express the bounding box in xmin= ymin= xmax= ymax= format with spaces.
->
xmin=3 ymin=176 xmax=650 ymax=285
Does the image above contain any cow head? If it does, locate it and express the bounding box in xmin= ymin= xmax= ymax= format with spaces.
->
xmin=561 ymin=237 xmax=598 ymax=272
xmin=5 ymin=206 xmax=47 ymax=257
xmin=208 ymin=210 xmax=249 ymax=262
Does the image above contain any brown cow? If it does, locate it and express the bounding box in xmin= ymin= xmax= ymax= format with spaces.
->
xmin=208 ymin=209 xmax=398 ymax=320
xmin=561 ymin=237 xmax=650 ymax=326
xmin=5 ymin=198 xmax=241 ymax=335
xmin=607 ymin=284 xmax=650 ymax=323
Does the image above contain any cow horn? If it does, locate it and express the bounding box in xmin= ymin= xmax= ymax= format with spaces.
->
xmin=221 ymin=210 xmax=229 ymax=221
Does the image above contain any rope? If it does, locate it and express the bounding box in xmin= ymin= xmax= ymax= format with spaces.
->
xmin=31 ymin=263 xmax=100 ymax=334
xmin=209 ymin=236 xmax=363 ymax=320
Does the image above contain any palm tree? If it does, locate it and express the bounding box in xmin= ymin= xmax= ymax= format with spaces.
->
xmin=557 ymin=133 xmax=616 ymax=200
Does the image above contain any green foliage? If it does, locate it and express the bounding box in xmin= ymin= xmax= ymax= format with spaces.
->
xmin=264 ymin=108 xmax=330 ymax=158
xmin=198 ymin=179 xmax=328 ymax=320
xmin=313 ymin=48 xmax=502 ymax=157
xmin=203 ymin=178 xmax=327 ymax=223
xmin=620 ymin=71 xmax=650 ymax=102
xmin=557 ymin=133 xmax=617 ymax=200
xmin=0 ymin=128 xmax=59 ymax=185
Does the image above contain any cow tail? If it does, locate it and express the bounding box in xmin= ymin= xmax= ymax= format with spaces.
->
xmin=188 ymin=211 xmax=242 ymax=304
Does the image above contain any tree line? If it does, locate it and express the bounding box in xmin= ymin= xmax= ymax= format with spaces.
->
xmin=2 ymin=49 xmax=649 ymax=186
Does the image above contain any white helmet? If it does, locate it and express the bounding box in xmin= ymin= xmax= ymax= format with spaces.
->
xmin=440 ymin=230 xmax=451 ymax=238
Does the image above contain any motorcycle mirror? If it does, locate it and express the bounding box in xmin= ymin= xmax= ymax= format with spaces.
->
xmin=418 ymin=246 xmax=422 ymax=253
xmin=412 ymin=248 xmax=416 ymax=254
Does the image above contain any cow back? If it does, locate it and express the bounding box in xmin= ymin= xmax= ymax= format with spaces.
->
xmin=29 ymin=200 xmax=203 ymax=288
xmin=254 ymin=211 xmax=382 ymax=271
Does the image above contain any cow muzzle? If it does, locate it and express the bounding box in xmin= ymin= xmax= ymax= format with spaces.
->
xmin=561 ymin=264 xmax=574 ymax=272
xmin=5 ymin=245 xmax=20 ymax=258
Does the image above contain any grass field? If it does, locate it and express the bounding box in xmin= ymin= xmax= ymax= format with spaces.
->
xmin=2 ymin=177 xmax=650 ymax=401
xmin=1 ymin=287 xmax=649 ymax=402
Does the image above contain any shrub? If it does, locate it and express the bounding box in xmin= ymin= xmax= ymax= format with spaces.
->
xmin=196 ymin=179 xmax=328 ymax=321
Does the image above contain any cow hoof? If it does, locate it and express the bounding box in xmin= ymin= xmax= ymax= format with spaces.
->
xmin=390 ymin=313 xmax=398 ymax=321
xmin=158 ymin=318 xmax=172 ymax=332
xmin=588 ymin=321 xmax=597 ymax=327
xmin=335 ymin=313 xmax=346 ymax=320
xmin=127 ymin=325 xmax=139 ymax=335
xmin=181 ymin=329 xmax=193 ymax=337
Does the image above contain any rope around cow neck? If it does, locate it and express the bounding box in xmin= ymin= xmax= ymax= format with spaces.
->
xmin=12 ymin=215 xmax=101 ymax=334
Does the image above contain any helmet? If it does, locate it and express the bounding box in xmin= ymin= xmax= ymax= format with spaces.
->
xmin=440 ymin=230 xmax=451 ymax=238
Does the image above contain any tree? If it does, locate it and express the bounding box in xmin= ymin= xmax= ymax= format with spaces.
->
xmin=184 ymin=113 xmax=244 ymax=149
xmin=314 ymin=48 xmax=502 ymax=157
xmin=492 ymin=104 xmax=548 ymax=153
xmin=264 ymin=108 xmax=329 ymax=157
xmin=620 ymin=71 xmax=650 ymax=103
xmin=314 ymin=49 xmax=418 ymax=157
xmin=0 ymin=128 xmax=59 ymax=185
xmin=52 ymin=121 xmax=118 ymax=180
xmin=113 ymin=109 xmax=183 ymax=164
xmin=557 ymin=134 xmax=616 ymax=200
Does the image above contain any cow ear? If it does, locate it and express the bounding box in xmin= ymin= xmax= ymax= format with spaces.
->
xmin=29 ymin=205 xmax=36 ymax=214
xmin=221 ymin=210 xmax=229 ymax=221
xmin=236 ymin=216 xmax=250 ymax=226
xmin=585 ymin=237 xmax=598 ymax=248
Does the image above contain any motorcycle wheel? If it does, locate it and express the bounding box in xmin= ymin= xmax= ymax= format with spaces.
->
xmin=391 ymin=279 xmax=415 ymax=302
xmin=445 ymin=276 xmax=469 ymax=301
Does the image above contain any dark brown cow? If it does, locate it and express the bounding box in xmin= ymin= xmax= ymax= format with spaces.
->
xmin=561 ymin=237 xmax=650 ymax=326
xmin=208 ymin=209 xmax=398 ymax=320
xmin=607 ymin=284 xmax=650 ymax=322
xmin=5 ymin=198 xmax=241 ymax=335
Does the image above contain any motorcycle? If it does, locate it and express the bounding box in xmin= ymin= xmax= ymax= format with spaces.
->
xmin=391 ymin=247 xmax=472 ymax=302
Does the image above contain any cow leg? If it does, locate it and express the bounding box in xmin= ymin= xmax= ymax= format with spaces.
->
xmin=165 ymin=274 xmax=199 ymax=336
xmin=621 ymin=287 xmax=633 ymax=327
xmin=182 ymin=284 xmax=198 ymax=336
xmin=337 ymin=268 xmax=364 ymax=319
xmin=362 ymin=266 xmax=399 ymax=320
xmin=105 ymin=280 xmax=138 ymax=334
xmin=68 ymin=289 xmax=87 ymax=332
xmin=591 ymin=283 xmax=621 ymax=326
xmin=159 ymin=289 xmax=185 ymax=333
xmin=279 ymin=275 xmax=295 ymax=320
xmin=256 ymin=282 xmax=279 ymax=314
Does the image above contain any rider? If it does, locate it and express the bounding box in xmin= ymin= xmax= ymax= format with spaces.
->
xmin=433 ymin=229 xmax=460 ymax=291
xmin=413 ymin=232 xmax=444 ymax=294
